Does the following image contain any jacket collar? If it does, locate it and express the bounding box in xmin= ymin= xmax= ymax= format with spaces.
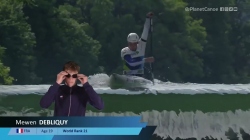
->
xmin=64 ymin=82 xmax=78 ymax=88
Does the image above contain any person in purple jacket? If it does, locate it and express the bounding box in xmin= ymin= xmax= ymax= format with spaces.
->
xmin=40 ymin=61 xmax=104 ymax=116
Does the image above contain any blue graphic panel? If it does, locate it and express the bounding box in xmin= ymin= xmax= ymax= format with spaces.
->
xmin=0 ymin=116 xmax=156 ymax=140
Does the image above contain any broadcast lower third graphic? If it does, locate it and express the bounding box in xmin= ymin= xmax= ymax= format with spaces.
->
xmin=12 ymin=128 xmax=36 ymax=135
xmin=220 ymin=7 xmax=238 ymax=11
xmin=0 ymin=116 xmax=156 ymax=139
xmin=8 ymin=127 xmax=142 ymax=135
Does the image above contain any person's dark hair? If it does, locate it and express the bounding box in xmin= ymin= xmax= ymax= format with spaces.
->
xmin=63 ymin=61 xmax=80 ymax=72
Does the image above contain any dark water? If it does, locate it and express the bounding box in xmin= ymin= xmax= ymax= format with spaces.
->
xmin=1 ymin=93 xmax=250 ymax=113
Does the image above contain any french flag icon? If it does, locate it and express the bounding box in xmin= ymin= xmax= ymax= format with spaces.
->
xmin=16 ymin=128 xmax=24 ymax=133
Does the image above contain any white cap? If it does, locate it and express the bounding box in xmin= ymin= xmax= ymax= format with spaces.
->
xmin=127 ymin=33 xmax=139 ymax=43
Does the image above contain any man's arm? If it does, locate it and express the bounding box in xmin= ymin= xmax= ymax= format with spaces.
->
xmin=84 ymin=82 xmax=104 ymax=110
xmin=138 ymin=17 xmax=151 ymax=49
xmin=40 ymin=83 xmax=59 ymax=108
xmin=140 ymin=17 xmax=151 ymax=42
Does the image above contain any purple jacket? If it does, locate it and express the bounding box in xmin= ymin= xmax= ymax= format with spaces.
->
xmin=40 ymin=82 xmax=104 ymax=116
